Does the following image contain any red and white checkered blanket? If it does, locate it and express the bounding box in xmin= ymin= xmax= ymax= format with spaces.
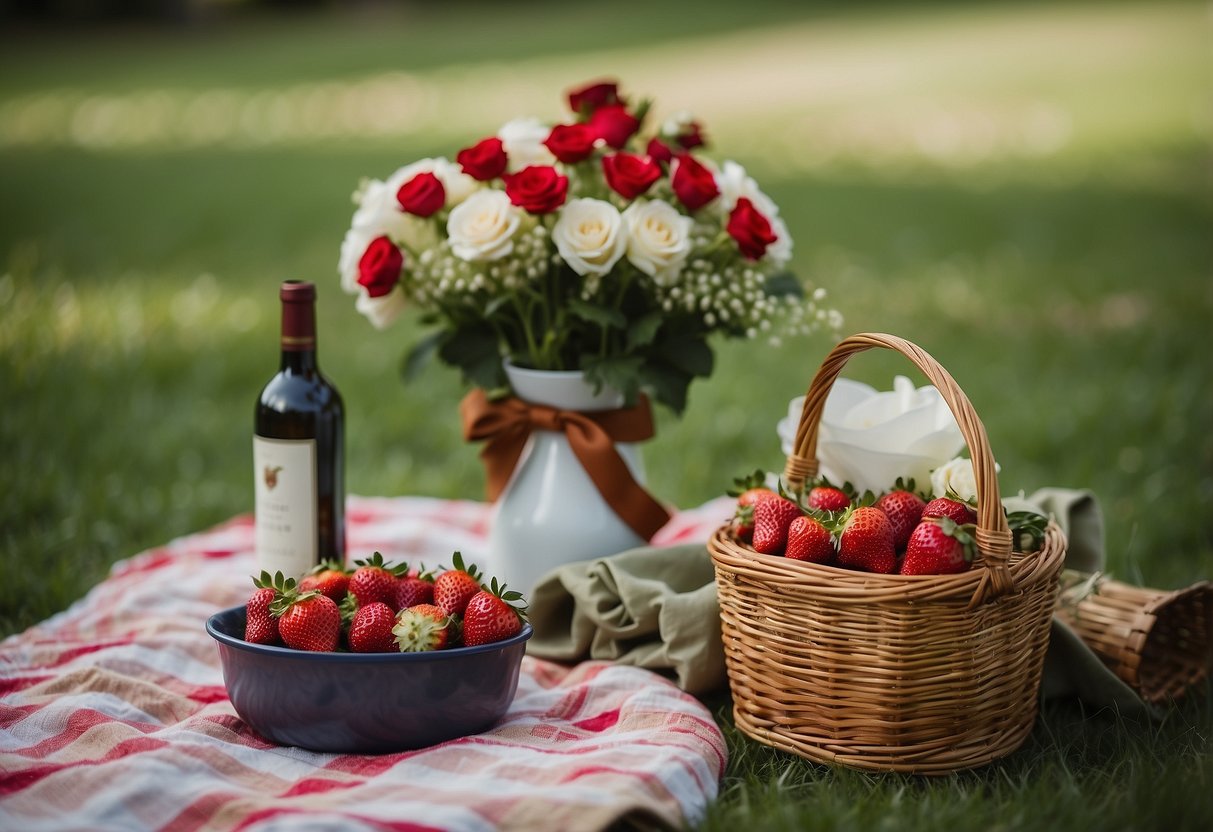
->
xmin=0 ymin=496 xmax=733 ymax=831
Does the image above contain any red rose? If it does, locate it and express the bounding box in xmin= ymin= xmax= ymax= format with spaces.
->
xmin=727 ymin=198 xmax=777 ymax=260
xmin=544 ymin=123 xmax=597 ymax=164
xmin=357 ymin=236 xmax=403 ymax=298
xmin=567 ymin=80 xmax=620 ymax=116
xmin=589 ymin=104 xmax=640 ymax=149
xmin=646 ymin=137 xmax=674 ymax=165
xmin=396 ymin=172 xmax=445 ymax=217
xmin=457 ymin=137 xmax=508 ymax=181
xmin=671 ymin=154 xmax=719 ymax=212
xmin=675 ymin=120 xmax=706 ymax=150
xmin=602 ymin=152 xmax=662 ymax=199
xmin=503 ymin=165 xmax=569 ymax=214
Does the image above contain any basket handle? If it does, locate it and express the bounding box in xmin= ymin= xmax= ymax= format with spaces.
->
xmin=782 ymin=332 xmax=1015 ymax=605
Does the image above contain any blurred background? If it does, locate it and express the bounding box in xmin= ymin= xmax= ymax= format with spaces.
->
xmin=1 ymin=0 xmax=1210 ymax=636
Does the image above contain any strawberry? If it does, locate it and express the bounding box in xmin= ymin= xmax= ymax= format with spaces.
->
xmin=298 ymin=560 xmax=350 ymax=603
xmin=922 ymin=497 xmax=977 ymax=526
xmin=900 ymin=517 xmax=975 ymax=575
xmin=836 ymin=506 xmax=897 ymax=573
xmin=393 ymin=569 xmax=435 ymax=611
xmin=727 ymin=470 xmax=776 ymax=542
xmin=784 ymin=515 xmax=834 ymax=563
xmin=874 ymin=488 xmax=927 ymax=550
xmin=433 ymin=551 xmax=484 ymax=616
xmin=348 ymin=552 xmax=406 ymax=607
xmin=806 ymin=485 xmax=850 ymax=513
xmin=730 ymin=487 xmax=776 ymax=542
xmin=243 ymin=570 xmax=291 ymax=645
xmin=347 ymin=601 xmax=399 ymax=653
xmin=463 ymin=578 xmax=527 ymax=647
xmin=273 ymin=590 xmax=341 ymax=652
xmin=392 ymin=603 xmax=452 ymax=652
xmin=751 ymin=496 xmax=803 ymax=555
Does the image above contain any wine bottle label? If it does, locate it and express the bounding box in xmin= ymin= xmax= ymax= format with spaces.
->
xmin=253 ymin=436 xmax=318 ymax=579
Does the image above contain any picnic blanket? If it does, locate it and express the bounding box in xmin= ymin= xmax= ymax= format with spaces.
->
xmin=0 ymin=497 xmax=727 ymax=832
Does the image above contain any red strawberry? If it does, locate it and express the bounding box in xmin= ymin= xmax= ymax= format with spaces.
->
xmin=348 ymin=601 xmax=399 ymax=653
xmin=730 ymin=487 xmax=776 ymax=541
xmin=348 ymin=552 xmax=406 ymax=607
xmin=299 ymin=560 xmax=350 ymax=603
xmin=727 ymin=470 xmax=775 ymax=542
xmin=807 ymin=486 xmax=850 ymax=513
xmin=922 ymin=497 xmax=977 ymax=526
xmin=751 ymin=496 xmax=803 ymax=555
xmin=784 ymin=515 xmax=834 ymax=563
xmin=243 ymin=570 xmax=290 ymax=645
xmin=392 ymin=603 xmax=452 ymax=652
xmin=874 ymin=489 xmax=927 ymax=550
xmin=273 ymin=591 xmax=341 ymax=652
xmin=393 ymin=570 xmax=435 ymax=611
xmin=463 ymin=578 xmax=527 ymax=647
xmin=433 ymin=551 xmax=484 ymax=617
xmin=900 ymin=517 xmax=975 ymax=575
xmin=836 ymin=506 xmax=897 ymax=573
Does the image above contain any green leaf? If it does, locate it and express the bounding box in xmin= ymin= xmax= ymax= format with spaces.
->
xmin=568 ymin=297 xmax=627 ymax=330
xmin=582 ymin=354 xmax=643 ymax=402
xmin=658 ymin=336 xmax=714 ymax=378
xmin=626 ymin=312 xmax=664 ymax=352
xmin=763 ymin=271 xmax=805 ymax=299
xmin=401 ymin=329 xmax=446 ymax=382
xmin=437 ymin=327 xmax=505 ymax=390
xmin=638 ymin=361 xmax=693 ymax=414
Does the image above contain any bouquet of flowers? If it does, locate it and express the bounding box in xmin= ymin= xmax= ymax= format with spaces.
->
xmin=338 ymin=79 xmax=838 ymax=412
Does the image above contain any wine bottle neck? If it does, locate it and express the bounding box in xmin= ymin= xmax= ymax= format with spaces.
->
xmin=279 ymin=281 xmax=317 ymax=370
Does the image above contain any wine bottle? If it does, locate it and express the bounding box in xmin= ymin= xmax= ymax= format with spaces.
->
xmin=253 ymin=280 xmax=345 ymax=578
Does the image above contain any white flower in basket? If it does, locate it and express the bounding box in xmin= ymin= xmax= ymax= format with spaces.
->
xmin=777 ymin=375 xmax=965 ymax=494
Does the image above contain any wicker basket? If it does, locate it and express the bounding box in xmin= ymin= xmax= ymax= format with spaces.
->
xmin=709 ymin=332 xmax=1067 ymax=774
xmin=1055 ymin=573 xmax=1213 ymax=704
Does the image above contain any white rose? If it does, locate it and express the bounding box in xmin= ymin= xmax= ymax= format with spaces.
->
xmin=355 ymin=285 xmax=407 ymax=330
xmin=717 ymin=160 xmax=779 ymax=219
xmin=930 ymin=457 xmax=997 ymax=503
xmin=776 ymin=375 xmax=965 ymax=495
xmin=765 ymin=213 xmax=793 ymax=268
xmin=552 ymin=198 xmax=626 ymax=277
xmin=434 ymin=158 xmax=479 ymax=206
xmin=446 ymin=189 xmax=521 ymax=262
xmin=622 ymin=199 xmax=693 ymax=282
xmin=386 ymin=157 xmax=478 ymax=209
xmin=349 ymin=177 xmax=438 ymax=254
xmin=498 ymin=117 xmax=556 ymax=171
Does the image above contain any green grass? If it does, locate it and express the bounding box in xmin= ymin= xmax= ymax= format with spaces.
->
xmin=1 ymin=0 xmax=1210 ymax=827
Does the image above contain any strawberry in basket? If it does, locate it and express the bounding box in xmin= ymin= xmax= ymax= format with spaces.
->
xmin=899 ymin=516 xmax=975 ymax=575
xmin=727 ymin=470 xmax=776 ymax=543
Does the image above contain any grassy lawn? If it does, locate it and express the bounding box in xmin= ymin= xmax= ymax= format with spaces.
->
xmin=2 ymin=0 xmax=1210 ymax=828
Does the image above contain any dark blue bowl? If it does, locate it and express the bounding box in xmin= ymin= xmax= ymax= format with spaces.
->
xmin=206 ymin=605 xmax=531 ymax=754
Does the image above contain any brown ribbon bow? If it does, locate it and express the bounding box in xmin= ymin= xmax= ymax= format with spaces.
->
xmin=460 ymin=388 xmax=671 ymax=541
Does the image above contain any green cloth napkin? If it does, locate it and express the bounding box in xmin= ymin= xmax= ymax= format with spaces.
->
xmin=528 ymin=488 xmax=1160 ymax=716
xmin=527 ymin=543 xmax=725 ymax=695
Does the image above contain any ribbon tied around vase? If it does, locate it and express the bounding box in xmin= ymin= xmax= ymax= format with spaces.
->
xmin=460 ymin=388 xmax=671 ymax=541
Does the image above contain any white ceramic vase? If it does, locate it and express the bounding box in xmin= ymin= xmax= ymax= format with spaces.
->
xmin=487 ymin=362 xmax=647 ymax=598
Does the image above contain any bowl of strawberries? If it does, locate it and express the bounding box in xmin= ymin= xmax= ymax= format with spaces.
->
xmin=206 ymin=551 xmax=531 ymax=754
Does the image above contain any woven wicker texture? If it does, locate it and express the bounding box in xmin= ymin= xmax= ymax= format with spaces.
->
xmin=1056 ymin=574 xmax=1213 ymax=704
xmin=710 ymin=333 xmax=1067 ymax=774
